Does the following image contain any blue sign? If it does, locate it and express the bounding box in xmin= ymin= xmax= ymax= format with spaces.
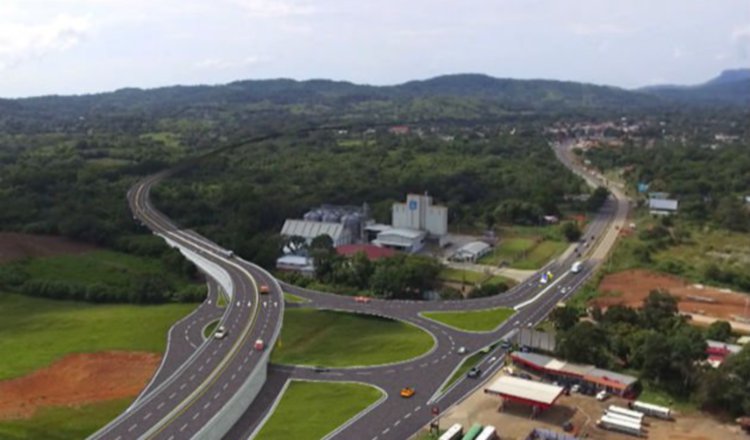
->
xmin=637 ymin=182 xmax=649 ymax=193
xmin=408 ymin=200 xmax=418 ymax=210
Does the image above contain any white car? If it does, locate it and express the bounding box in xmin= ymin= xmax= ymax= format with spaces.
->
xmin=213 ymin=326 xmax=228 ymax=339
xmin=457 ymin=346 xmax=467 ymax=354
xmin=596 ymin=390 xmax=608 ymax=401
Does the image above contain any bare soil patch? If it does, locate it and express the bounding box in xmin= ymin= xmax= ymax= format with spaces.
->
xmin=0 ymin=351 xmax=160 ymax=420
xmin=594 ymin=269 xmax=750 ymax=322
xmin=0 ymin=232 xmax=97 ymax=263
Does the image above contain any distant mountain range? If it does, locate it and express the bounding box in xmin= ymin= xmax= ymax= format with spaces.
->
xmin=1 ymin=70 xmax=746 ymax=123
xmin=638 ymin=69 xmax=750 ymax=105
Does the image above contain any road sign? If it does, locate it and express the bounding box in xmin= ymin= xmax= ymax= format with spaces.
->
xmin=431 ymin=405 xmax=440 ymax=416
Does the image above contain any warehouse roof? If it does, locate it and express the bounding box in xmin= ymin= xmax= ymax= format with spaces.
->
xmin=648 ymin=198 xmax=678 ymax=211
xmin=485 ymin=376 xmax=564 ymax=405
xmin=281 ymin=219 xmax=343 ymax=240
xmin=455 ymin=241 xmax=490 ymax=256
xmin=511 ymin=352 xmax=637 ymax=389
xmin=377 ymin=228 xmax=426 ymax=239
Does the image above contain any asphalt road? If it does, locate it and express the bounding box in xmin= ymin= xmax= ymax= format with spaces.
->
xmin=223 ymin=140 xmax=630 ymax=440
xmin=89 ymin=173 xmax=284 ymax=440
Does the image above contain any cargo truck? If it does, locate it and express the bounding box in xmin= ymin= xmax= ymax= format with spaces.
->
xmin=631 ymin=400 xmax=672 ymax=419
xmin=603 ymin=411 xmax=643 ymax=429
xmin=597 ymin=415 xmax=642 ymax=437
xmin=475 ymin=425 xmax=498 ymax=440
xmin=438 ymin=424 xmax=463 ymax=440
xmin=608 ymin=405 xmax=645 ymax=423
xmin=461 ymin=424 xmax=483 ymax=440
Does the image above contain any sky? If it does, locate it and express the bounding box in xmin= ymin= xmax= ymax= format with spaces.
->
xmin=0 ymin=0 xmax=749 ymax=98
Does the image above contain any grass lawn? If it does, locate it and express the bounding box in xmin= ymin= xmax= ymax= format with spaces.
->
xmin=442 ymin=351 xmax=485 ymax=391
xmin=511 ymin=240 xmax=569 ymax=270
xmin=479 ymin=238 xmax=536 ymax=266
xmin=422 ymin=307 xmax=516 ymax=332
xmin=255 ymin=381 xmax=382 ymax=440
xmin=486 ymin=275 xmax=516 ymax=287
xmin=283 ymin=292 xmax=308 ymax=303
xmin=0 ymin=398 xmax=131 ymax=440
xmin=638 ymin=382 xmax=697 ymax=413
xmin=272 ymin=309 xmax=434 ymax=367
xmin=16 ymin=250 xmax=189 ymax=289
xmin=203 ymin=319 xmax=220 ymax=339
xmin=0 ymin=292 xmax=194 ymax=380
xmin=438 ymin=268 xmax=489 ymax=284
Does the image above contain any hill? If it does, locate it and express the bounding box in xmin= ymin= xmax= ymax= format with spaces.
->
xmin=639 ymin=69 xmax=750 ymax=106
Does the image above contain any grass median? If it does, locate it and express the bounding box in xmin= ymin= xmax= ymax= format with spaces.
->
xmin=272 ymin=308 xmax=434 ymax=367
xmin=255 ymin=381 xmax=382 ymax=440
xmin=422 ymin=307 xmax=515 ymax=332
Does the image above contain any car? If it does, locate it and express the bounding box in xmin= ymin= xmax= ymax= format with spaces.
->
xmin=213 ymin=326 xmax=228 ymax=339
xmin=400 ymin=387 xmax=415 ymax=398
xmin=254 ymin=339 xmax=265 ymax=351
xmin=526 ymin=322 xmax=533 ymax=328
xmin=499 ymin=340 xmax=512 ymax=349
xmin=259 ymin=285 xmax=270 ymax=294
xmin=313 ymin=366 xmax=330 ymax=373
xmin=596 ymin=390 xmax=608 ymax=401
xmin=457 ymin=346 xmax=467 ymax=354
xmin=571 ymin=384 xmax=580 ymax=393
xmin=354 ymin=295 xmax=371 ymax=304
xmin=466 ymin=367 xmax=481 ymax=378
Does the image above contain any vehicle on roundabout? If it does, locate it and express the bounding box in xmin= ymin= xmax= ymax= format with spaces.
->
xmin=213 ymin=325 xmax=228 ymax=339
xmin=400 ymin=387 xmax=415 ymax=398
xmin=354 ymin=295 xmax=371 ymax=304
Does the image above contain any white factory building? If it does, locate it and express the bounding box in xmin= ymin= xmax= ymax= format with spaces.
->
xmin=280 ymin=219 xmax=352 ymax=247
xmin=451 ymin=241 xmax=492 ymax=263
xmin=392 ymin=193 xmax=448 ymax=237
xmin=372 ymin=228 xmax=427 ymax=253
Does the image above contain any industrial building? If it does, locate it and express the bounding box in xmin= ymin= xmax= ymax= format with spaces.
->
xmin=392 ymin=193 xmax=448 ymax=237
xmin=280 ymin=219 xmax=351 ymax=247
xmin=511 ymin=352 xmax=638 ymax=397
xmin=280 ymin=203 xmax=372 ymax=247
xmin=450 ymin=241 xmax=492 ymax=263
xmin=648 ymin=197 xmax=679 ymax=215
xmin=484 ymin=375 xmax=564 ymax=412
xmin=372 ymin=228 xmax=427 ymax=253
xmin=275 ymin=255 xmax=315 ymax=276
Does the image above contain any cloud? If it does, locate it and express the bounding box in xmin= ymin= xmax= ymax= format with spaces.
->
xmin=229 ymin=0 xmax=314 ymax=18
xmin=195 ymin=56 xmax=260 ymax=70
xmin=0 ymin=14 xmax=91 ymax=70
xmin=732 ymin=24 xmax=750 ymax=41
xmin=568 ymin=23 xmax=632 ymax=36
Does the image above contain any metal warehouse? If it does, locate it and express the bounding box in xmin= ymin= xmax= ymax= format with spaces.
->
xmin=484 ymin=375 xmax=564 ymax=412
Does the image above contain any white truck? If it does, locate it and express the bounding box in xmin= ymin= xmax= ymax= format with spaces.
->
xmin=608 ymin=405 xmax=645 ymax=423
xmin=597 ymin=415 xmax=642 ymax=437
xmin=631 ymin=400 xmax=672 ymax=419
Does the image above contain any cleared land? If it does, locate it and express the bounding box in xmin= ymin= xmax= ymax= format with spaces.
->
xmin=272 ymin=308 xmax=434 ymax=367
xmin=422 ymin=307 xmax=515 ymax=332
xmin=0 ymin=292 xmax=193 ymax=380
xmin=0 ymin=352 xmax=158 ymax=420
xmin=479 ymin=226 xmax=569 ymax=270
xmin=255 ymin=381 xmax=382 ymax=440
xmin=0 ymin=233 xmax=97 ymax=263
xmin=0 ymin=398 xmax=131 ymax=440
xmin=594 ymin=269 xmax=750 ymax=324
xmin=439 ymin=267 xmax=489 ymax=284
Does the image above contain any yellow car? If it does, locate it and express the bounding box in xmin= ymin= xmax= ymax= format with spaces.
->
xmin=400 ymin=387 xmax=415 ymax=398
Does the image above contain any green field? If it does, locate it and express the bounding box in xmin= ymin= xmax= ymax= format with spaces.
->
xmin=0 ymin=292 xmax=194 ymax=380
xmin=272 ymin=308 xmax=434 ymax=367
xmin=479 ymin=228 xmax=568 ymax=270
xmin=479 ymin=237 xmax=536 ymax=265
xmin=438 ymin=268 xmax=490 ymax=284
xmin=442 ymin=351 xmax=486 ymax=391
xmin=256 ymin=381 xmax=382 ymax=440
xmin=422 ymin=307 xmax=516 ymax=332
xmin=512 ymin=240 xmax=569 ymax=270
xmin=0 ymin=398 xmax=131 ymax=440
xmin=17 ymin=250 xmax=189 ymax=289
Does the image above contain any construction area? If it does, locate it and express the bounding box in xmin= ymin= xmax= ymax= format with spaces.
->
xmin=423 ymin=362 xmax=747 ymax=440
xmin=594 ymin=269 xmax=750 ymax=333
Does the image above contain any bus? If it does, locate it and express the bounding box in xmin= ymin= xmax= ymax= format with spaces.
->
xmin=476 ymin=425 xmax=498 ymax=440
xmin=461 ymin=423 xmax=484 ymax=440
xmin=438 ymin=423 xmax=463 ymax=440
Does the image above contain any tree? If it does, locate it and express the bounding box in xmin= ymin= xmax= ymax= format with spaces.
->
xmin=698 ymin=346 xmax=750 ymax=416
xmin=550 ymin=305 xmax=579 ymax=331
xmin=560 ymin=221 xmax=582 ymax=242
xmin=310 ymin=234 xmax=334 ymax=251
xmin=706 ymin=320 xmax=732 ymax=342
xmin=556 ymin=321 xmax=609 ymax=366
xmin=586 ymin=186 xmax=610 ymax=212
xmin=641 ymin=290 xmax=679 ymax=330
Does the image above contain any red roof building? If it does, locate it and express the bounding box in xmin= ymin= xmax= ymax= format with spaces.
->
xmin=335 ymin=244 xmax=397 ymax=261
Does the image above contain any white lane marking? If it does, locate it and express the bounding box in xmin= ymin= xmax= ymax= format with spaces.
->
xmin=169 ymin=392 xmax=177 ymax=399
xmin=192 ymin=412 xmax=200 ymax=421
xmin=128 ymin=424 xmax=137 ymax=432
xmin=157 ymin=402 xmax=165 ymax=410
xmin=203 ymin=402 xmax=211 ymax=410
xmin=213 ymin=392 xmax=221 ymax=400
xmin=223 ymin=383 xmax=229 ymax=390
xmin=179 ymin=383 xmax=187 ymax=390
xmin=404 ymin=413 xmax=411 ymax=419
xmin=167 ymin=436 xmax=174 ymax=440
xmin=415 ymin=406 xmax=422 ymax=412
xmin=393 ymin=420 xmax=400 ymax=427
xmin=180 ymin=423 xmax=188 ymax=432
xmin=198 ymin=365 xmax=204 ymax=372
xmin=231 ymin=373 xmax=236 ymax=381
xmin=143 ymin=412 xmax=152 ymax=421
xmin=189 ymin=374 xmax=196 ymax=382
xmin=382 ymin=428 xmax=390 ymax=434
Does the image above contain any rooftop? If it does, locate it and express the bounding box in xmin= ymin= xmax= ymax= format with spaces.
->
xmin=648 ymin=198 xmax=679 ymax=211
xmin=485 ymin=375 xmax=564 ymax=405
xmin=281 ymin=219 xmax=344 ymax=239
xmin=511 ymin=351 xmax=638 ymax=389
xmin=336 ymin=244 xmax=397 ymax=261
xmin=377 ymin=228 xmax=426 ymax=239
xmin=454 ymin=241 xmax=491 ymax=256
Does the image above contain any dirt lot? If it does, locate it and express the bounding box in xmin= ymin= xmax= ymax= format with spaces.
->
xmin=595 ymin=269 xmax=750 ymax=325
xmin=0 ymin=232 xmax=97 ymax=263
xmin=0 ymin=351 xmax=160 ymax=420
xmin=422 ymin=365 xmax=746 ymax=440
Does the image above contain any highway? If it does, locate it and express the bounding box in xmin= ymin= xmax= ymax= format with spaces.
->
xmin=222 ymin=139 xmax=630 ymax=440
xmin=91 ymin=134 xmax=627 ymax=440
xmin=88 ymin=172 xmax=284 ymax=440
